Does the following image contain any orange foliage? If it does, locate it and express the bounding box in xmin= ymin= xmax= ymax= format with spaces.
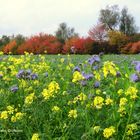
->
xmin=17 ymin=33 xmax=62 ymax=54
xmin=122 ymin=41 xmax=140 ymax=54
xmin=3 ymin=40 xmax=17 ymax=54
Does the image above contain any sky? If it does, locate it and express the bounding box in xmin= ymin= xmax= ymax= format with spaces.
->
xmin=0 ymin=0 xmax=140 ymax=37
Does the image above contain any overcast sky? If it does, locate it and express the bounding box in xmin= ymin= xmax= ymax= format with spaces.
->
xmin=0 ymin=0 xmax=139 ymax=37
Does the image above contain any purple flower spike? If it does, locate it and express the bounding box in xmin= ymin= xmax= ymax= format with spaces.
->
xmin=94 ymin=81 xmax=100 ymax=88
xmin=82 ymin=72 xmax=93 ymax=80
xmin=88 ymin=55 xmax=100 ymax=65
xmin=73 ymin=66 xmax=81 ymax=72
xmin=31 ymin=73 xmax=38 ymax=80
xmin=116 ymin=71 xmax=121 ymax=77
xmin=10 ymin=85 xmax=18 ymax=92
xmin=135 ymin=63 xmax=140 ymax=73
xmin=130 ymin=73 xmax=139 ymax=82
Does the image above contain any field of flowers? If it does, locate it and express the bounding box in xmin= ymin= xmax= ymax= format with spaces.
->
xmin=0 ymin=52 xmax=140 ymax=140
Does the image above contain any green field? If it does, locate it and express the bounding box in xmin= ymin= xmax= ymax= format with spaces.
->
xmin=0 ymin=54 xmax=140 ymax=140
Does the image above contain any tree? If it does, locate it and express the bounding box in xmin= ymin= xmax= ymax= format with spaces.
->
xmin=119 ymin=7 xmax=137 ymax=35
xmin=99 ymin=5 xmax=120 ymax=30
xmin=55 ymin=22 xmax=78 ymax=44
xmin=88 ymin=23 xmax=107 ymax=42
xmin=108 ymin=30 xmax=128 ymax=52
xmin=0 ymin=35 xmax=10 ymax=48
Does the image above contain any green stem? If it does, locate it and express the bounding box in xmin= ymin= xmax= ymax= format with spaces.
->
xmin=122 ymin=101 xmax=134 ymax=140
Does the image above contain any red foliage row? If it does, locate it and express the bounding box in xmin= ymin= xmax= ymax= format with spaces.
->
xmin=2 ymin=34 xmax=95 ymax=54
xmin=63 ymin=37 xmax=94 ymax=54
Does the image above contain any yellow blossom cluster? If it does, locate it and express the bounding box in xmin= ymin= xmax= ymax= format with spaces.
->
xmin=103 ymin=126 xmax=116 ymax=139
xmin=72 ymin=71 xmax=85 ymax=83
xmin=125 ymin=86 xmax=138 ymax=99
xmin=103 ymin=61 xmax=119 ymax=77
xmin=42 ymin=81 xmax=60 ymax=100
xmin=68 ymin=109 xmax=77 ymax=119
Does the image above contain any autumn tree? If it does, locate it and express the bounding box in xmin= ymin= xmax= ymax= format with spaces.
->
xmin=108 ymin=30 xmax=128 ymax=52
xmin=88 ymin=23 xmax=107 ymax=42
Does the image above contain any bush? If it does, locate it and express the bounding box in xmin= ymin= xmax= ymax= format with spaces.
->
xmin=121 ymin=41 xmax=140 ymax=54
xmin=3 ymin=40 xmax=17 ymax=54
xmin=17 ymin=33 xmax=62 ymax=54
xmin=63 ymin=37 xmax=94 ymax=54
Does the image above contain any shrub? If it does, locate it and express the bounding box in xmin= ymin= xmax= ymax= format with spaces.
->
xmin=121 ymin=41 xmax=140 ymax=54
xmin=63 ymin=37 xmax=94 ymax=54
xmin=17 ymin=33 xmax=62 ymax=54
xmin=3 ymin=40 xmax=17 ymax=54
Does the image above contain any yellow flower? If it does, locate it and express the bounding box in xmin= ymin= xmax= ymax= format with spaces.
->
xmin=105 ymin=98 xmax=113 ymax=105
xmin=117 ymin=89 xmax=123 ymax=95
xmin=94 ymin=71 xmax=101 ymax=81
xmin=103 ymin=126 xmax=115 ymax=139
xmin=95 ymin=89 xmax=101 ymax=95
xmin=119 ymin=97 xmax=128 ymax=107
xmin=68 ymin=109 xmax=77 ymax=119
xmin=126 ymin=123 xmax=138 ymax=136
xmin=48 ymin=81 xmax=60 ymax=93
xmin=31 ymin=133 xmax=40 ymax=140
xmin=25 ymin=93 xmax=35 ymax=105
xmin=42 ymin=89 xmax=53 ymax=100
xmin=93 ymin=126 xmax=100 ymax=133
xmin=15 ymin=112 xmax=24 ymax=120
xmin=60 ymin=58 xmax=65 ymax=63
xmin=7 ymin=105 xmax=14 ymax=114
xmin=93 ymin=96 xmax=104 ymax=109
xmin=125 ymin=86 xmax=138 ymax=99
xmin=0 ymin=111 xmax=8 ymax=119
xmin=72 ymin=71 xmax=85 ymax=83
xmin=11 ymin=116 xmax=17 ymax=122
xmin=118 ymin=106 xmax=126 ymax=117
xmin=103 ymin=61 xmax=118 ymax=77
xmin=52 ymin=106 xmax=60 ymax=112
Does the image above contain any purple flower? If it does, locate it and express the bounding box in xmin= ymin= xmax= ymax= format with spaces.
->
xmin=31 ymin=73 xmax=38 ymax=80
xmin=80 ymin=81 xmax=87 ymax=86
xmin=94 ymin=81 xmax=100 ymax=88
xmin=10 ymin=85 xmax=18 ymax=92
xmin=99 ymin=52 xmax=104 ymax=57
xmin=93 ymin=65 xmax=99 ymax=70
xmin=94 ymin=55 xmax=100 ymax=62
xmin=116 ymin=71 xmax=121 ymax=77
xmin=88 ymin=55 xmax=100 ymax=65
xmin=16 ymin=69 xmax=38 ymax=80
xmin=82 ymin=72 xmax=93 ymax=80
xmin=135 ymin=63 xmax=140 ymax=73
xmin=16 ymin=70 xmax=24 ymax=78
xmin=130 ymin=73 xmax=139 ymax=82
xmin=131 ymin=61 xmax=140 ymax=65
xmin=73 ymin=66 xmax=81 ymax=72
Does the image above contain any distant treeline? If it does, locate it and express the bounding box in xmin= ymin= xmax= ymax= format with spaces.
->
xmin=0 ymin=5 xmax=140 ymax=54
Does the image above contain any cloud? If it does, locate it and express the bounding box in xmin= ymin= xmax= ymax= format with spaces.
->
xmin=0 ymin=0 xmax=139 ymax=36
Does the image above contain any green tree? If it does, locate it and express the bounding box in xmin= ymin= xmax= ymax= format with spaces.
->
xmin=55 ymin=22 xmax=78 ymax=44
xmin=99 ymin=5 xmax=120 ymax=30
xmin=119 ymin=7 xmax=137 ymax=35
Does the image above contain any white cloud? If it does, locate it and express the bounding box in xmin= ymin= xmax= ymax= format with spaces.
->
xmin=0 ymin=0 xmax=139 ymax=37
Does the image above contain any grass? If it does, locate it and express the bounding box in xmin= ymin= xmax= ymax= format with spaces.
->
xmin=0 ymin=54 xmax=140 ymax=140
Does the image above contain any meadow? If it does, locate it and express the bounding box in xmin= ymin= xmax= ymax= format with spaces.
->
xmin=0 ymin=53 xmax=140 ymax=140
